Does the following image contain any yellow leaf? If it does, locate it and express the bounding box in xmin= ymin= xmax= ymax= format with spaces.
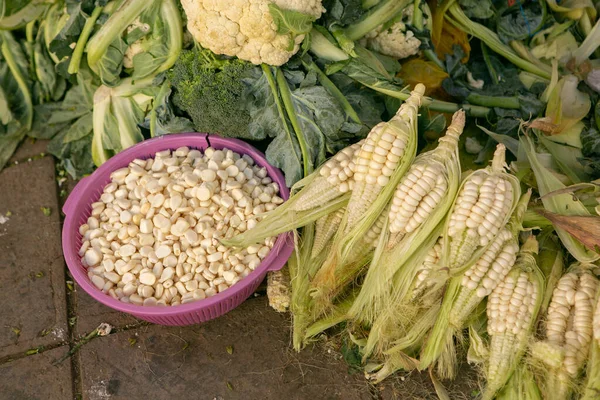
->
xmin=397 ymin=59 xmax=448 ymax=95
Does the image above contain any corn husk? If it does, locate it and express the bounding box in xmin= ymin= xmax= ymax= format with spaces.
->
xmin=481 ymin=236 xmax=545 ymax=400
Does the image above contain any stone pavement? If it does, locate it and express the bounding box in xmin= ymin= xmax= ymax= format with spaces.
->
xmin=0 ymin=140 xmax=472 ymax=400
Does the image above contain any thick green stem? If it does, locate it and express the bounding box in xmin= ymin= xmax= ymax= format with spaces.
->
xmin=344 ymin=0 xmax=412 ymax=41
xmin=466 ymin=93 xmax=520 ymax=109
xmin=309 ymin=28 xmax=350 ymax=62
xmin=260 ymin=64 xmax=303 ymax=176
xmin=355 ymin=79 xmax=491 ymax=117
xmin=573 ymin=16 xmax=600 ymax=63
xmin=86 ymin=0 xmax=152 ymax=68
xmin=302 ymin=58 xmax=361 ymax=124
xmin=276 ymin=68 xmax=313 ymax=177
xmin=68 ymin=6 xmax=104 ymax=75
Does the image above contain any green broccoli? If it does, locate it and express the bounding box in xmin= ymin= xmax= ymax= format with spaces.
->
xmin=169 ymin=48 xmax=259 ymax=139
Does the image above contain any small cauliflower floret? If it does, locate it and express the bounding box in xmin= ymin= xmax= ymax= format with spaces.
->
xmin=181 ymin=0 xmax=325 ymax=66
xmin=360 ymin=6 xmax=424 ymax=60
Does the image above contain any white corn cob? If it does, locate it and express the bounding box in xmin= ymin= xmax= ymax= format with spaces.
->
xmin=345 ymin=84 xmax=425 ymax=232
xmin=293 ymin=141 xmax=363 ymax=211
xmin=450 ymin=229 xmax=519 ymax=326
xmin=312 ymin=207 xmax=346 ymax=258
xmin=445 ymin=144 xmax=519 ymax=272
xmin=485 ymin=247 xmax=542 ymax=400
xmin=346 ymin=211 xmax=387 ymax=263
xmin=412 ymin=240 xmax=444 ymax=300
xmin=595 ymin=291 xmax=600 ymax=346
xmin=545 ymin=269 xmax=598 ymax=377
xmin=387 ymin=110 xmax=465 ymax=247
xmin=419 ymin=191 xmax=531 ymax=376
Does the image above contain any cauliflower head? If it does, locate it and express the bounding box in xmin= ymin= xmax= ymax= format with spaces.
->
xmin=360 ymin=5 xmax=430 ymax=60
xmin=181 ymin=0 xmax=325 ymax=66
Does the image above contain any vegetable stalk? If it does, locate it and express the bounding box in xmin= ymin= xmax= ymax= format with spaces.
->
xmin=275 ymin=68 xmax=313 ymax=177
xmin=69 ymin=6 xmax=104 ymax=75
xmin=446 ymin=3 xmax=552 ymax=79
xmin=344 ymin=0 xmax=413 ymax=41
xmin=86 ymin=0 xmax=152 ymax=73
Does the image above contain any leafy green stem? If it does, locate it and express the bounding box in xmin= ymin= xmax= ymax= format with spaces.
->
xmin=352 ymin=77 xmax=491 ymax=117
xmin=275 ymin=67 xmax=313 ymax=176
xmin=573 ymin=16 xmax=600 ymax=63
xmin=68 ymin=5 xmax=104 ymax=75
xmin=447 ymin=3 xmax=551 ymax=79
xmin=302 ymin=57 xmax=361 ymax=124
xmin=344 ymin=0 xmax=412 ymax=41
xmin=0 ymin=32 xmax=33 ymax=130
xmin=154 ymin=0 xmax=183 ymax=73
xmin=86 ymin=0 xmax=151 ymax=70
xmin=260 ymin=64 xmax=303 ymax=174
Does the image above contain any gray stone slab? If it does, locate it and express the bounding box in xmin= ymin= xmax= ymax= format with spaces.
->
xmin=79 ymin=296 xmax=371 ymax=400
xmin=9 ymin=139 xmax=49 ymax=163
xmin=0 ymin=158 xmax=69 ymax=357
xmin=0 ymin=346 xmax=73 ymax=400
xmin=74 ymin=287 xmax=140 ymax=336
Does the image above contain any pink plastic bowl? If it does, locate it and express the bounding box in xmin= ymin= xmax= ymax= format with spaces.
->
xmin=62 ymin=133 xmax=294 ymax=326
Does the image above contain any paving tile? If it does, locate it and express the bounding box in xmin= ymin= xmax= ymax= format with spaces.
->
xmin=0 ymin=158 xmax=69 ymax=357
xmin=0 ymin=346 xmax=73 ymax=400
xmin=9 ymin=139 xmax=49 ymax=163
xmin=79 ymin=296 xmax=371 ymax=400
xmin=74 ymin=288 xmax=140 ymax=336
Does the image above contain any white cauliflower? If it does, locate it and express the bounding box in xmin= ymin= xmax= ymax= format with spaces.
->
xmin=360 ymin=5 xmax=430 ymax=60
xmin=181 ymin=0 xmax=325 ymax=66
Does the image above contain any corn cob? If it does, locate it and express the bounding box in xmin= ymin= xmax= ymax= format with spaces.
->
xmin=419 ymin=191 xmax=530 ymax=377
xmin=532 ymin=266 xmax=599 ymax=400
xmin=293 ymin=141 xmax=362 ymax=211
xmin=442 ymin=143 xmax=521 ymax=274
xmin=452 ymin=229 xmax=519 ymax=324
xmin=482 ymin=236 xmax=544 ymax=400
xmin=311 ymin=207 xmax=346 ymax=259
xmin=411 ymin=240 xmax=444 ymax=300
xmin=595 ymin=290 xmax=600 ymax=347
xmin=582 ymin=290 xmax=600 ymax=400
xmin=348 ymin=110 xmax=465 ymax=325
xmin=343 ymin=84 xmax=425 ymax=234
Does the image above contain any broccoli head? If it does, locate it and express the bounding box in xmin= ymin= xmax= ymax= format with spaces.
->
xmin=169 ymin=48 xmax=258 ymax=138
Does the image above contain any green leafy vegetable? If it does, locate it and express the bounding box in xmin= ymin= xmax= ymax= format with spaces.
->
xmin=458 ymin=0 xmax=494 ymax=20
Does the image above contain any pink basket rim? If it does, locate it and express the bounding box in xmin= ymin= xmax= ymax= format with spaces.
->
xmin=62 ymin=133 xmax=294 ymax=318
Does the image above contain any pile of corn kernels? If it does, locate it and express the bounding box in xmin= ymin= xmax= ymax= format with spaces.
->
xmin=78 ymin=146 xmax=282 ymax=306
